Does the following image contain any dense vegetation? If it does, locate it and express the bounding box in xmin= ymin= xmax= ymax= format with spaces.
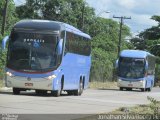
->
xmin=0 ymin=0 xmax=18 ymax=79
xmin=131 ymin=16 xmax=160 ymax=54
xmin=131 ymin=15 xmax=160 ymax=83
xmin=1 ymin=0 xmax=159 ymax=83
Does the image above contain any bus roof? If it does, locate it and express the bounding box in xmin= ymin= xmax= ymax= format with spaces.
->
xmin=120 ymin=50 xmax=154 ymax=58
xmin=13 ymin=19 xmax=91 ymax=39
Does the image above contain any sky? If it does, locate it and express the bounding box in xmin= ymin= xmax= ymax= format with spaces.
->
xmin=14 ymin=0 xmax=26 ymax=6
xmin=86 ymin=0 xmax=159 ymax=35
xmin=14 ymin=0 xmax=159 ymax=35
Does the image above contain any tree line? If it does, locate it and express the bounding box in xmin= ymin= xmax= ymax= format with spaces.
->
xmin=131 ymin=15 xmax=160 ymax=82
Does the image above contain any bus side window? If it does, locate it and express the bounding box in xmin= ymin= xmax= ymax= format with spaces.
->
xmin=65 ymin=32 xmax=71 ymax=54
xmin=61 ymin=31 xmax=66 ymax=55
xmin=147 ymin=56 xmax=155 ymax=75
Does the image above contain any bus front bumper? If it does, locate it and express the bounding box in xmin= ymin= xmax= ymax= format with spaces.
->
xmin=5 ymin=75 xmax=53 ymax=90
xmin=117 ymin=79 xmax=146 ymax=88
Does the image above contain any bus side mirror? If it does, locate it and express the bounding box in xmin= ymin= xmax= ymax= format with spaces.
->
xmin=57 ymin=39 xmax=63 ymax=55
xmin=2 ymin=36 xmax=9 ymax=50
xmin=115 ymin=59 xmax=119 ymax=69
xmin=145 ymin=62 xmax=148 ymax=71
xmin=113 ymin=59 xmax=119 ymax=78
xmin=145 ymin=62 xmax=148 ymax=75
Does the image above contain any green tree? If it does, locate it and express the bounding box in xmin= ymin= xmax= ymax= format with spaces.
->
xmin=0 ymin=0 xmax=18 ymax=79
xmin=16 ymin=0 xmax=95 ymax=33
xmin=0 ymin=0 xmax=18 ymax=36
xmin=139 ymin=15 xmax=160 ymax=40
xmin=90 ymin=17 xmax=132 ymax=82
xmin=132 ymin=15 xmax=160 ymax=54
xmin=130 ymin=37 xmax=146 ymax=50
xmin=42 ymin=0 xmax=95 ymax=32
xmin=16 ymin=0 xmax=44 ymax=19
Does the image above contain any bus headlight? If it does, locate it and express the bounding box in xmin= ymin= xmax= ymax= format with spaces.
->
xmin=140 ymin=80 xmax=143 ymax=83
xmin=47 ymin=75 xmax=56 ymax=80
xmin=118 ymin=79 xmax=122 ymax=82
xmin=6 ymin=72 xmax=14 ymax=77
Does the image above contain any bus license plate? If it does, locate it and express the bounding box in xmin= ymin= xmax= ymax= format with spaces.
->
xmin=25 ymin=83 xmax=33 ymax=86
xmin=128 ymin=84 xmax=133 ymax=87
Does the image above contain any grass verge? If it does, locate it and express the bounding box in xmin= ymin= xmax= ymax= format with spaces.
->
xmin=110 ymin=97 xmax=160 ymax=115
xmin=89 ymin=81 xmax=118 ymax=89
xmin=0 ymin=79 xmax=3 ymax=88
xmin=74 ymin=97 xmax=160 ymax=120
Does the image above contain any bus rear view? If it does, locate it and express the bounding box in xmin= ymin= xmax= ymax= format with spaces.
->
xmin=117 ymin=50 xmax=155 ymax=92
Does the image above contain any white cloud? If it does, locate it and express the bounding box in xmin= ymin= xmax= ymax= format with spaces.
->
xmin=14 ymin=0 xmax=26 ymax=6
xmin=86 ymin=0 xmax=160 ymax=34
xmin=126 ymin=14 xmax=158 ymax=33
xmin=86 ymin=0 xmax=112 ymax=14
xmin=134 ymin=14 xmax=157 ymax=26
xmin=115 ymin=0 xmax=138 ymax=10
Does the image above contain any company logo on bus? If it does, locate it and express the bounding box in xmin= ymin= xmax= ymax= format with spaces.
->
xmin=24 ymin=39 xmax=45 ymax=43
xmin=27 ymin=77 xmax=31 ymax=81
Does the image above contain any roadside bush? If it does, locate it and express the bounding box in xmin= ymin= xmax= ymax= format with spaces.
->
xmin=147 ymin=96 xmax=160 ymax=115
xmin=0 ymin=50 xmax=7 ymax=80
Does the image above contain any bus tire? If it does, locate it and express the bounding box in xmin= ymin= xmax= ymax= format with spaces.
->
xmin=74 ymin=79 xmax=83 ymax=96
xmin=52 ymin=77 xmax=63 ymax=97
xmin=148 ymin=86 xmax=152 ymax=92
xmin=13 ymin=88 xmax=20 ymax=95
xmin=148 ymin=81 xmax=153 ymax=92
xmin=52 ymin=90 xmax=61 ymax=97
xmin=148 ymin=88 xmax=151 ymax=92
xmin=61 ymin=76 xmax=64 ymax=91
xmin=120 ymin=87 xmax=123 ymax=91
xmin=141 ymin=88 xmax=146 ymax=92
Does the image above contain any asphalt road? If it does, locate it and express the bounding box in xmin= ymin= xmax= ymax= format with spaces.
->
xmin=0 ymin=87 xmax=160 ymax=120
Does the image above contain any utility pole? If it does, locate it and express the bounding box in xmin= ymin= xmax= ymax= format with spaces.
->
xmin=81 ymin=3 xmax=85 ymax=31
xmin=1 ymin=0 xmax=8 ymax=36
xmin=113 ymin=16 xmax=131 ymax=57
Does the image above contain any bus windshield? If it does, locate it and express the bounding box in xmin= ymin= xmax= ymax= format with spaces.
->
xmin=118 ymin=57 xmax=145 ymax=79
xmin=7 ymin=31 xmax=59 ymax=72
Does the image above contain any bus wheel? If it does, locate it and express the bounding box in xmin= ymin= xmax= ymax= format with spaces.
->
xmin=52 ymin=90 xmax=61 ymax=97
xmin=120 ymin=87 xmax=123 ymax=91
xmin=13 ymin=88 xmax=20 ymax=95
xmin=74 ymin=80 xmax=83 ymax=96
xmin=148 ymin=87 xmax=152 ymax=92
xmin=141 ymin=88 xmax=146 ymax=92
xmin=148 ymin=81 xmax=153 ymax=92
